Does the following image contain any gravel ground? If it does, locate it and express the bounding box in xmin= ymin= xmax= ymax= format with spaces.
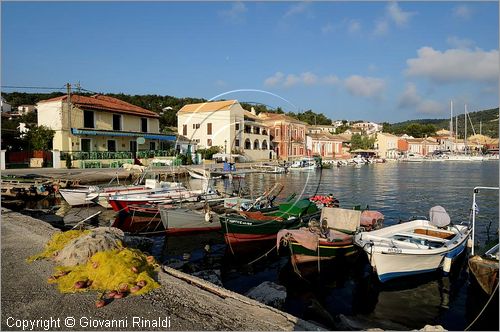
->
xmin=1 ymin=209 xmax=321 ymax=331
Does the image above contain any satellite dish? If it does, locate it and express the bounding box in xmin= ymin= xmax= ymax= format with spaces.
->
xmin=136 ymin=137 xmax=146 ymax=144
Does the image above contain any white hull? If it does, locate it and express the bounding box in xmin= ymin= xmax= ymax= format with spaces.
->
xmin=59 ymin=189 xmax=97 ymax=206
xmin=355 ymin=219 xmax=470 ymax=282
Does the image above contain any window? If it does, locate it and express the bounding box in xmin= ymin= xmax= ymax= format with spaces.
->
xmin=83 ymin=111 xmax=94 ymax=128
xmin=262 ymin=140 xmax=268 ymax=150
xmin=207 ymin=123 xmax=212 ymax=135
xmin=207 ymin=139 xmax=212 ymax=147
xmin=235 ymin=123 xmax=240 ymax=131
xmin=130 ymin=141 xmax=137 ymax=153
xmin=235 ymin=139 xmax=240 ymax=147
xmin=254 ymin=127 xmax=260 ymax=134
xmin=244 ymin=139 xmax=251 ymax=149
xmin=107 ymin=140 xmax=116 ymax=152
xmin=183 ymin=124 xmax=187 ymax=136
xmin=113 ymin=114 xmax=121 ymax=131
xmin=275 ymin=128 xmax=280 ymax=138
xmin=141 ymin=118 xmax=148 ymax=132
xmin=150 ymin=142 xmax=156 ymax=150
xmin=192 ymin=123 xmax=200 ymax=129
xmin=253 ymin=139 xmax=259 ymax=150
xmin=81 ymin=138 xmax=91 ymax=152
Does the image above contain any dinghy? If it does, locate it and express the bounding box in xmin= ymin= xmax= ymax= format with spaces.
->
xmin=354 ymin=205 xmax=471 ymax=282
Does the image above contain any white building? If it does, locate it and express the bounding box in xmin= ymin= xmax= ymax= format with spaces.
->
xmin=177 ymin=100 xmax=272 ymax=161
xmin=17 ymin=105 xmax=36 ymax=115
xmin=1 ymin=97 xmax=11 ymax=113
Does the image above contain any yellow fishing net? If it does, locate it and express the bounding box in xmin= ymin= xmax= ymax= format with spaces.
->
xmin=27 ymin=230 xmax=90 ymax=262
xmin=49 ymin=248 xmax=160 ymax=296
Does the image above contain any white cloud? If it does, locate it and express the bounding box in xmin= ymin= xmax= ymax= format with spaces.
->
xmin=264 ymin=72 xmax=285 ymax=87
xmin=387 ymin=2 xmax=415 ymax=26
xmin=284 ymin=2 xmax=311 ymax=18
xmin=215 ymin=80 xmax=227 ymax=87
xmin=321 ymin=22 xmax=334 ymax=34
xmin=301 ymin=72 xmax=317 ymax=85
xmin=218 ymin=2 xmax=247 ymax=23
xmin=398 ymin=83 xmax=444 ymax=115
xmin=264 ymin=72 xmax=338 ymax=88
xmin=446 ymin=36 xmax=474 ymax=49
xmin=406 ymin=47 xmax=499 ymax=83
xmin=453 ymin=5 xmax=471 ymax=19
xmin=398 ymin=83 xmax=420 ymax=108
xmin=323 ymin=75 xmax=340 ymax=85
xmin=348 ymin=19 xmax=361 ymax=33
xmin=416 ymin=100 xmax=443 ymax=114
xmin=284 ymin=74 xmax=300 ymax=87
xmin=374 ymin=20 xmax=389 ymax=35
xmin=344 ymin=75 xmax=386 ymax=99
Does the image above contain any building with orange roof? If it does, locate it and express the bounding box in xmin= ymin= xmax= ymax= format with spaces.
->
xmin=177 ymin=100 xmax=272 ymax=161
xmin=37 ymin=94 xmax=186 ymax=158
xmin=257 ymin=112 xmax=307 ymax=160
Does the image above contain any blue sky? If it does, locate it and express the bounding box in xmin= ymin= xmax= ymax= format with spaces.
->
xmin=1 ymin=1 xmax=498 ymax=122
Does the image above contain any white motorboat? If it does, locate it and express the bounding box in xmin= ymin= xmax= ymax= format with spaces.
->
xmin=159 ymin=208 xmax=221 ymax=234
xmin=354 ymin=206 xmax=471 ymax=282
xmin=58 ymin=187 xmax=99 ymax=206
xmin=187 ymin=168 xmax=222 ymax=180
xmin=402 ymin=153 xmax=425 ymax=162
xmin=289 ymin=157 xmax=319 ymax=171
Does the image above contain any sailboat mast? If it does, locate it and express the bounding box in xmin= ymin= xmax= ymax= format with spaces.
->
xmin=450 ymin=100 xmax=453 ymax=136
xmin=464 ymin=104 xmax=468 ymax=154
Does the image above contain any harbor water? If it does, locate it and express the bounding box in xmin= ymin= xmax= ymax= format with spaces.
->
xmin=20 ymin=161 xmax=500 ymax=330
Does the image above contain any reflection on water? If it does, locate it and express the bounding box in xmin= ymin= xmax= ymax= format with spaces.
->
xmin=15 ymin=161 xmax=499 ymax=330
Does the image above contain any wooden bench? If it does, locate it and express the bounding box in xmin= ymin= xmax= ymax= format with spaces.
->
xmin=414 ymin=228 xmax=455 ymax=240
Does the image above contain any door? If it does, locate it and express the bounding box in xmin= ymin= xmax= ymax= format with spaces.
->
xmin=130 ymin=141 xmax=137 ymax=154
xmin=81 ymin=139 xmax=91 ymax=152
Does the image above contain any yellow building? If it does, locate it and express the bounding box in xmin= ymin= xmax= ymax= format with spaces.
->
xmin=37 ymin=94 xmax=183 ymax=156
xmin=375 ymin=132 xmax=399 ymax=159
xmin=177 ymin=100 xmax=272 ymax=161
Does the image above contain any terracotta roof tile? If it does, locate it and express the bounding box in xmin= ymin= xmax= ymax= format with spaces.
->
xmin=37 ymin=94 xmax=159 ymax=118
xmin=177 ymin=100 xmax=238 ymax=114
xmin=257 ymin=112 xmax=307 ymax=125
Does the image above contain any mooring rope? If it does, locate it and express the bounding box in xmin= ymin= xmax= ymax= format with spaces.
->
xmin=464 ymin=282 xmax=499 ymax=331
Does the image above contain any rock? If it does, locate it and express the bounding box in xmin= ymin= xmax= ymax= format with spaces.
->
xmin=245 ymin=281 xmax=287 ymax=309
xmin=191 ymin=269 xmax=223 ymax=287
xmin=420 ymin=325 xmax=447 ymax=331
xmin=123 ymin=235 xmax=154 ymax=252
xmin=54 ymin=227 xmax=124 ymax=266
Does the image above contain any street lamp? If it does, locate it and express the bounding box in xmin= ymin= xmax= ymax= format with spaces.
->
xmin=224 ymin=140 xmax=227 ymax=154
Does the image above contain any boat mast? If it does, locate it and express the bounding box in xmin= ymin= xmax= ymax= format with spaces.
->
xmin=450 ymin=100 xmax=453 ymax=137
xmin=464 ymin=104 xmax=468 ymax=154
xmin=455 ymin=114 xmax=458 ymax=152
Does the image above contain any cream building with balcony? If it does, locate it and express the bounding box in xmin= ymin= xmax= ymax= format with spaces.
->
xmin=177 ymin=100 xmax=272 ymax=161
xmin=37 ymin=94 xmax=184 ymax=155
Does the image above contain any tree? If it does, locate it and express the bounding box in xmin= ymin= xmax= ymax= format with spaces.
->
xmin=26 ymin=125 xmax=55 ymax=150
xmin=350 ymin=134 xmax=375 ymax=151
xmin=197 ymin=146 xmax=221 ymax=160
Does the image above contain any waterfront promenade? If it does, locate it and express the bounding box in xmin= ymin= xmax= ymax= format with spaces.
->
xmin=1 ymin=209 xmax=320 ymax=331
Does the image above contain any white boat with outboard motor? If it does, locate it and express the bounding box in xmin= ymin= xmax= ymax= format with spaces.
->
xmin=354 ymin=205 xmax=471 ymax=282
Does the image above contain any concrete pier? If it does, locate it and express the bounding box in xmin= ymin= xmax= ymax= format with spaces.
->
xmin=1 ymin=209 xmax=321 ymax=331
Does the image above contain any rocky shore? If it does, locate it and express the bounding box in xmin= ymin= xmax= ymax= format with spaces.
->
xmin=1 ymin=209 xmax=321 ymax=331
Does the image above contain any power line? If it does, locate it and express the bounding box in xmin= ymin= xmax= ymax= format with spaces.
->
xmin=1 ymin=85 xmax=66 ymax=91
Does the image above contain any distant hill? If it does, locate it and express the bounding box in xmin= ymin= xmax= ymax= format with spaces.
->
xmin=388 ymin=108 xmax=499 ymax=138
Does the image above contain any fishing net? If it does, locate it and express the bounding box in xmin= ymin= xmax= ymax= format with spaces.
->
xmin=27 ymin=230 xmax=90 ymax=262
xmin=29 ymin=228 xmax=160 ymax=297
xmin=49 ymin=248 xmax=159 ymax=296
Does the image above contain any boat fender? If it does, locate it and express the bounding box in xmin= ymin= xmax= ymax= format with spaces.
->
xmin=205 ymin=212 xmax=212 ymax=223
xmin=443 ymin=256 xmax=452 ymax=273
xmin=467 ymin=238 xmax=473 ymax=248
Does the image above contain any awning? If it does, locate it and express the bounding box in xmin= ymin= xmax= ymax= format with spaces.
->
xmin=71 ymin=128 xmax=177 ymax=141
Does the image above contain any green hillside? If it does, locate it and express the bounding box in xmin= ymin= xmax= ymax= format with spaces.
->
xmin=385 ymin=108 xmax=499 ymax=138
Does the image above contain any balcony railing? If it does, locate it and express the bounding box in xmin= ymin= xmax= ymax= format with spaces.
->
xmin=60 ymin=150 xmax=176 ymax=161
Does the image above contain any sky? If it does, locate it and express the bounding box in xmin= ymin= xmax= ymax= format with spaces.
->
xmin=1 ymin=1 xmax=499 ymax=122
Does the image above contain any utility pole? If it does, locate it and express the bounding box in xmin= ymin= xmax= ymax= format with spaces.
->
xmin=66 ymin=83 xmax=72 ymax=132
